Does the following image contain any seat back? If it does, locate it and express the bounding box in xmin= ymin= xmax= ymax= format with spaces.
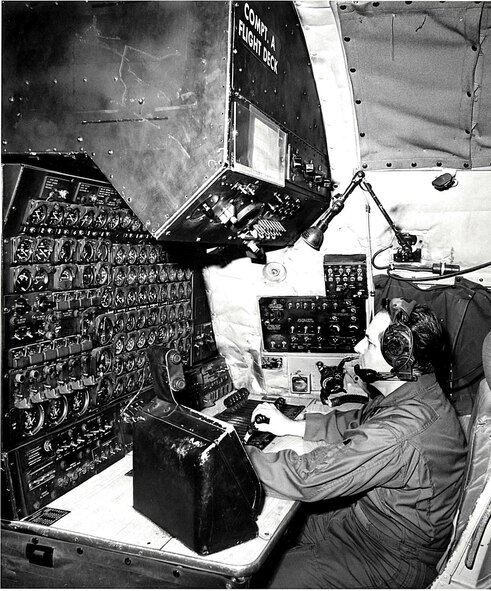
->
xmin=432 ymin=330 xmax=491 ymax=588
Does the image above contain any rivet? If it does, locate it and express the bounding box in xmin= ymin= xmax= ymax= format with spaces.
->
xmin=344 ymin=37 xmax=351 ymax=42
xmin=386 ymin=162 xmax=392 ymax=167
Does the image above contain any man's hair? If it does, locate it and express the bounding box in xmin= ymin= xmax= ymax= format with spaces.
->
xmin=405 ymin=304 xmax=446 ymax=374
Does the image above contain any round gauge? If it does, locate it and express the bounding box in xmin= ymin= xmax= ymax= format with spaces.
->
xmin=178 ymin=283 xmax=185 ymax=299
xmin=114 ymin=289 xmax=126 ymax=308
xmin=185 ymin=268 xmax=193 ymax=280
xmin=136 ymin=370 xmax=145 ymax=388
xmin=96 ymin=348 xmax=113 ymax=374
xmin=130 ymin=218 xmax=142 ymax=232
xmin=94 ymin=209 xmax=108 ymax=228
xmin=96 ymin=241 xmax=110 ymax=262
xmin=127 ymin=246 xmax=138 ymax=264
xmin=15 ymin=237 xmax=35 ymax=263
xmin=148 ymin=267 xmax=158 ymax=284
xmin=126 ymin=288 xmax=138 ymax=307
xmin=70 ymin=390 xmax=90 ymax=417
xmin=173 ymin=321 xmax=182 ymax=337
xmin=184 ymin=303 xmax=192 ymax=319
xmin=127 ymin=267 xmax=137 ymax=285
xmin=168 ymin=267 xmax=177 ymax=281
xmin=138 ymin=287 xmax=148 ymax=305
xmin=148 ymin=308 xmax=158 ymax=325
xmin=168 ymin=284 xmax=177 ymax=301
xmin=82 ymin=266 xmax=95 ymax=288
xmin=113 ymin=357 xmax=124 ymax=376
xmin=136 ymin=331 xmax=147 ymax=349
xmin=81 ymin=310 xmax=95 ymax=335
xmin=185 ymin=283 xmax=192 ymax=298
xmin=138 ymin=247 xmax=148 ymax=264
xmin=96 ymin=264 xmax=111 ymax=286
xmin=159 ymin=308 xmax=167 ymax=324
xmin=114 ymin=335 xmax=125 ymax=355
xmin=125 ymin=374 xmax=136 ymax=392
xmin=64 ymin=207 xmax=80 ymax=227
xmin=80 ymin=241 xmax=95 ymax=263
xmin=136 ymin=311 xmax=146 ymax=329
xmin=107 ymin=211 xmax=120 ymax=231
xmin=147 ymin=286 xmax=158 ymax=304
xmin=157 ymin=325 xmax=169 ymax=343
xmin=28 ymin=204 xmax=48 ymax=225
xmin=126 ymin=313 xmax=136 ymax=332
xmin=100 ymin=287 xmax=113 ymax=309
xmin=124 ymin=354 xmax=135 ymax=373
xmin=33 ymin=237 xmax=54 ymax=263
xmin=147 ymin=330 xmax=157 ymax=346
xmin=46 ymin=396 xmax=68 ymax=426
xmin=19 ymin=405 xmax=45 ymax=436
xmin=58 ymin=266 xmax=74 ymax=286
xmin=136 ymin=351 xmax=146 ymax=368
xmin=158 ymin=266 xmax=168 ymax=283
xmin=137 ymin=267 xmax=148 ymax=284
xmin=113 ymin=267 xmax=126 ymax=287
xmin=33 ymin=268 xmax=50 ymax=291
xmin=125 ymin=334 xmax=136 ymax=352
xmin=96 ymin=315 xmax=114 ymax=346
xmin=57 ymin=240 xmax=74 ymax=263
xmin=120 ymin=213 xmax=132 ymax=229
xmin=115 ymin=314 xmax=125 ymax=333
xmin=114 ymin=247 xmax=126 ymax=265
xmin=80 ymin=209 xmax=94 ymax=228
xmin=148 ymin=247 xmax=158 ymax=264
xmin=48 ymin=204 xmax=65 ymax=226
xmin=177 ymin=268 xmax=185 ymax=281
xmin=168 ymin=307 xmax=176 ymax=322
xmin=183 ymin=320 xmax=191 ymax=336
xmin=113 ymin=380 xmax=124 ymax=399
xmin=177 ymin=304 xmax=185 ymax=320
xmin=96 ymin=377 xmax=113 ymax=405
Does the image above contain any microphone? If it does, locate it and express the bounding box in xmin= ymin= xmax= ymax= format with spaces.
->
xmin=354 ymin=364 xmax=393 ymax=383
xmin=390 ymin=262 xmax=460 ymax=275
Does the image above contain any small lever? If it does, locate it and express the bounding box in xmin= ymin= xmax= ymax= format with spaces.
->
xmin=243 ymin=397 xmax=286 ymax=444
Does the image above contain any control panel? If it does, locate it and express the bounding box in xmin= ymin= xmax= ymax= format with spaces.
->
xmin=259 ymin=254 xmax=368 ymax=354
xmin=1 ymin=160 xmax=217 ymax=518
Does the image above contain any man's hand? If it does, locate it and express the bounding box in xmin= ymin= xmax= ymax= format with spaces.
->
xmin=251 ymin=403 xmax=306 ymax=438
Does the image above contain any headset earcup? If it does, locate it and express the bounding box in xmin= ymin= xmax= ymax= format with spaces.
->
xmin=382 ymin=323 xmax=414 ymax=370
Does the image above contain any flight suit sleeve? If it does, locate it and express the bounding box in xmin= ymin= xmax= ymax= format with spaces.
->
xmin=247 ymin=418 xmax=406 ymax=502
xmin=304 ymin=407 xmax=364 ymax=442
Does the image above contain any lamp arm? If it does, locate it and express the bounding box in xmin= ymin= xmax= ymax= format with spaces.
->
xmin=316 ymin=170 xmax=366 ymax=229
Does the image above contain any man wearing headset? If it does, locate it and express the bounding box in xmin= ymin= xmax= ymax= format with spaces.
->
xmin=247 ymin=299 xmax=467 ymax=589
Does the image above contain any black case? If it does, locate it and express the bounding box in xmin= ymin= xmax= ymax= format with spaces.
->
xmin=133 ymin=347 xmax=264 ymax=555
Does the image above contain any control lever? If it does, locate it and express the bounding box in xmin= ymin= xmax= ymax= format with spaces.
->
xmin=243 ymin=397 xmax=286 ymax=444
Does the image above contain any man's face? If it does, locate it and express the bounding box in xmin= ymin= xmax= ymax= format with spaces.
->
xmin=354 ymin=310 xmax=393 ymax=373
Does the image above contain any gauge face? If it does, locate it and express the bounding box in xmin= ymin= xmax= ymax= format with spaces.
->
xmin=125 ymin=334 xmax=136 ymax=352
xmin=58 ymin=266 xmax=74 ymax=284
xmin=48 ymin=204 xmax=65 ymax=226
xmin=80 ymin=210 xmax=94 ymax=228
xmin=148 ymin=248 xmax=158 ymax=264
xmin=168 ymin=267 xmax=177 ymax=281
xmin=138 ymin=247 xmax=148 ymax=264
xmin=137 ymin=267 xmax=147 ymax=284
xmin=126 ymin=288 xmax=137 ymax=307
xmin=136 ymin=351 xmax=146 ymax=368
xmin=130 ymin=218 xmax=142 ymax=232
xmin=147 ymin=287 xmax=157 ymax=305
xmin=124 ymin=354 xmax=135 ymax=373
xmin=125 ymin=374 xmax=136 ymax=391
xmin=96 ymin=241 xmax=110 ymax=262
xmin=127 ymin=247 xmax=138 ymax=264
xmin=64 ymin=207 xmax=80 ymax=227
xmin=114 ymin=335 xmax=125 ymax=355
xmin=159 ymin=267 xmax=168 ymax=283
xmin=70 ymin=390 xmax=90 ymax=417
xmin=96 ymin=348 xmax=113 ymax=373
xmin=80 ymin=241 xmax=95 ymax=263
xmin=107 ymin=212 xmax=120 ymax=230
xmin=28 ymin=204 xmax=48 ymax=225
xmin=15 ymin=238 xmax=35 ymax=263
xmin=115 ymin=314 xmax=125 ymax=333
xmin=138 ymin=288 xmax=148 ymax=305
xmin=113 ymin=357 xmax=124 ymax=375
xmin=46 ymin=396 xmax=68 ymax=426
xmin=114 ymin=289 xmax=126 ymax=308
xmin=96 ymin=377 xmax=113 ymax=404
xmin=114 ymin=247 xmax=126 ymax=265
xmin=97 ymin=264 xmax=110 ymax=286
xmin=127 ymin=267 xmax=137 ymax=285
xmin=33 ymin=268 xmax=50 ymax=291
xmin=169 ymin=284 xmax=177 ymax=301
xmin=147 ymin=330 xmax=157 ymax=346
xmin=136 ymin=312 xmax=146 ymax=329
xmin=148 ymin=308 xmax=158 ymax=325
xmin=58 ymin=240 xmax=74 ymax=263
xmin=82 ymin=266 xmax=95 ymax=287
xmin=113 ymin=268 xmax=126 ymax=287
xmin=94 ymin=209 xmax=108 ymax=228
xmin=136 ymin=331 xmax=147 ymax=349
xmin=120 ymin=213 xmax=132 ymax=229
xmin=100 ymin=287 xmax=113 ymax=309
xmin=185 ymin=268 xmax=193 ymax=280
xmin=148 ymin=267 xmax=158 ymax=283
xmin=97 ymin=316 xmax=114 ymax=346
xmin=33 ymin=238 xmax=54 ymax=263
xmin=19 ymin=405 xmax=45 ymax=436
xmin=177 ymin=268 xmax=185 ymax=281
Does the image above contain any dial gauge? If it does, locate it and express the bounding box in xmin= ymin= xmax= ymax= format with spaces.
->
xmin=100 ymin=287 xmax=113 ymax=308
xmin=96 ymin=315 xmax=114 ymax=346
xmin=136 ymin=351 xmax=146 ymax=368
xmin=114 ymin=247 xmax=126 ymax=265
xmin=47 ymin=204 xmax=65 ymax=226
xmin=136 ymin=312 xmax=146 ymax=329
xmin=113 ymin=268 xmax=126 ymax=287
xmin=148 ymin=286 xmax=158 ymax=304
xmin=126 ymin=288 xmax=138 ymax=307
xmin=148 ymin=267 xmax=158 ymax=283
xmin=126 ymin=313 xmax=136 ymax=332
xmin=127 ymin=267 xmax=137 ymax=285
xmin=94 ymin=209 xmax=108 ymax=228
xmin=120 ymin=213 xmax=132 ymax=229
xmin=115 ymin=314 xmax=125 ymax=333
xmin=80 ymin=241 xmax=95 ymax=263
xmin=138 ymin=247 xmax=148 ymax=264
xmin=113 ymin=357 xmax=124 ymax=376
xmin=137 ymin=267 xmax=147 ymax=284
xmin=158 ymin=267 xmax=168 ymax=282
xmin=147 ymin=330 xmax=157 ymax=346
xmin=96 ymin=241 xmax=110 ymax=262
xmin=33 ymin=268 xmax=50 ymax=291
xmin=114 ymin=335 xmax=125 ymax=355
xmin=127 ymin=246 xmax=138 ymax=264
xmin=124 ymin=354 xmax=135 ymax=373
xmin=80 ymin=210 xmax=94 ymax=228
xmin=136 ymin=331 xmax=147 ymax=349
xmin=57 ymin=240 xmax=74 ymax=263
xmin=168 ymin=267 xmax=177 ymax=281
xmin=15 ymin=238 xmax=35 ymax=263
xmin=19 ymin=405 xmax=45 ymax=436
xmin=71 ymin=390 xmax=90 ymax=417
xmin=64 ymin=207 xmax=80 ymax=227
xmin=114 ymin=289 xmax=126 ymax=308
xmin=107 ymin=211 xmax=120 ymax=230
xmin=96 ymin=348 xmax=113 ymax=374
xmin=46 ymin=396 xmax=68 ymax=426
xmin=28 ymin=204 xmax=48 ymax=225
xmin=96 ymin=264 xmax=110 ymax=286
xmin=125 ymin=334 xmax=136 ymax=352
xmin=82 ymin=266 xmax=95 ymax=287
xmin=34 ymin=238 xmax=54 ymax=263
xmin=148 ymin=248 xmax=158 ymax=264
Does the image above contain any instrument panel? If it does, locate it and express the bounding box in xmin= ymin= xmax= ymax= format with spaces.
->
xmin=2 ymin=160 xmax=216 ymax=518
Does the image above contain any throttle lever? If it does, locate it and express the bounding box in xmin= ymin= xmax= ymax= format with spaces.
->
xmin=243 ymin=397 xmax=286 ymax=444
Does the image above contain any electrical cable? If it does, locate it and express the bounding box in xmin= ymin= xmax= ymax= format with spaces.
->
xmin=387 ymin=259 xmax=491 ymax=282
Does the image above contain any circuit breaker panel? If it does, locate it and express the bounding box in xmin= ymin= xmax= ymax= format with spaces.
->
xmin=1 ymin=157 xmax=217 ymax=519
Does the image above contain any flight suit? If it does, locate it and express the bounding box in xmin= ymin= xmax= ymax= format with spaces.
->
xmin=247 ymin=374 xmax=467 ymax=588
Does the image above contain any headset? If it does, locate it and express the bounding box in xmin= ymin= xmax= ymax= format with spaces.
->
xmin=381 ymin=298 xmax=417 ymax=379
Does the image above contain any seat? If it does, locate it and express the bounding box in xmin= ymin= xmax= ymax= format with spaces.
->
xmin=432 ymin=331 xmax=491 ymax=588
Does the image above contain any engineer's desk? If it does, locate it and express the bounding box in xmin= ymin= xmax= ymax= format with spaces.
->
xmin=1 ymin=395 xmax=328 ymax=588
